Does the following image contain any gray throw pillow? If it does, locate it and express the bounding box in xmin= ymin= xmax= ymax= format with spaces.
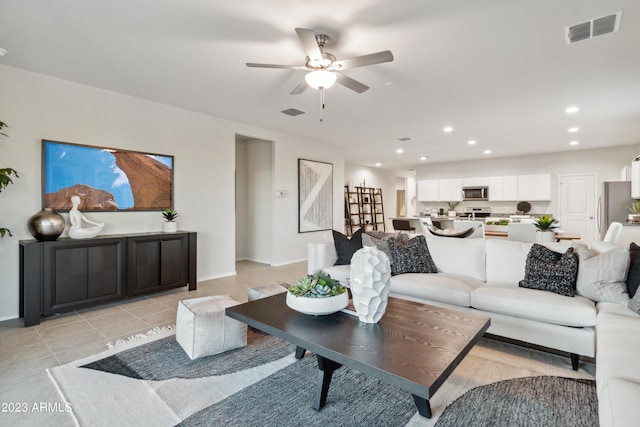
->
xmin=519 ymin=244 xmax=578 ymax=297
xmin=575 ymin=245 xmax=630 ymax=304
xmin=388 ymin=234 xmax=437 ymax=275
xmin=629 ymin=288 xmax=640 ymax=314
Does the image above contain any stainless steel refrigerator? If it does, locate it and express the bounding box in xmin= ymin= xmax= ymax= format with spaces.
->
xmin=599 ymin=181 xmax=632 ymax=239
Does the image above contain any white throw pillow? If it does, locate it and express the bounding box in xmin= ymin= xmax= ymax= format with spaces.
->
xmin=575 ymin=245 xmax=630 ymax=304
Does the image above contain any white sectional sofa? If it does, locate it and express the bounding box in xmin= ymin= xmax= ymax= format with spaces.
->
xmin=308 ymin=232 xmax=640 ymax=427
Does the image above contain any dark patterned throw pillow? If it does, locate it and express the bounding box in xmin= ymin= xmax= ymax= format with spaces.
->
xmin=519 ymin=244 xmax=578 ymax=297
xmin=388 ymin=234 xmax=437 ymax=275
xmin=626 ymin=242 xmax=640 ymax=298
xmin=332 ymin=228 xmax=364 ymax=265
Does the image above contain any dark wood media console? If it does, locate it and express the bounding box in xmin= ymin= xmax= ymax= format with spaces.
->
xmin=19 ymin=231 xmax=197 ymax=327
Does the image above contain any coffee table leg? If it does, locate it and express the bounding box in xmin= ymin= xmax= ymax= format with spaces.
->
xmin=295 ymin=346 xmax=306 ymax=359
xmin=412 ymin=395 xmax=432 ymax=418
xmin=313 ymin=355 xmax=342 ymax=410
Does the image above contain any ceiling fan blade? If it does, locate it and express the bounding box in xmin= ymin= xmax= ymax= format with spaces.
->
xmin=290 ymin=81 xmax=308 ymax=95
xmin=246 ymin=62 xmax=307 ymax=70
xmin=295 ymin=28 xmax=323 ymax=65
xmin=336 ymin=73 xmax=369 ymax=93
xmin=331 ymin=50 xmax=394 ymax=70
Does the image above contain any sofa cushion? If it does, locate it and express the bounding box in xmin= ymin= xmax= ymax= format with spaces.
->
xmin=626 ymin=242 xmax=640 ymax=298
xmin=628 ymin=287 xmax=640 ymax=314
xmin=361 ymin=232 xmax=403 ymax=266
xmin=388 ymin=234 xmax=437 ymax=275
xmin=485 ymin=239 xmax=532 ymax=285
xmin=519 ymin=244 xmax=578 ymax=297
xmin=598 ymin=378 xmax=640 ymax=427
xmin=322 ymin=264 xmax=351 ymax=285
xmin=575 ymin=245 xmax=629 ymax=304
xmin=424 ymin=233 xmax=486 ymax=281
xmin=390 ymin=272 xmax=483 ymax=307
xmin=471 ymin=283 xmax=596 ymax=327
xmin=332 ymin=228 xmax=363 ymax=265
xmin=596 ymin=309 xmax=640 ymax=388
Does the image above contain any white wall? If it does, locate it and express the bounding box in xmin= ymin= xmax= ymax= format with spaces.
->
xmin=415 ymin=146 xmax=640 ymax=216
xmin=0 ymin=64 xmax=345 ymax=320
xmin=344 ymin=163 xmax=397 ymax=232
xmin=244 ymin=139 xmax=273 ymax=263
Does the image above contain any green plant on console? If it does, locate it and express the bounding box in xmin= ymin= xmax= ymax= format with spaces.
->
xmin=288 ymin=270 xmax=346 ymax=298
xmin=534 ymin=214 xmax=558 ymax=231
xmin=0 ymin=121 xmax=19 ymax=238
xmin=161 ymin=208 xmax=178 ymax=221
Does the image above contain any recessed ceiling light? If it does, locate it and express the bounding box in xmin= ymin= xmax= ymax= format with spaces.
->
xmin=0 ymin=48 xmax=6 ymax=57
xmin=565 ymin=106 xmax=580 ymax=114
xmin=568 ymin=127 xmax=579 ymax=133
xmin=443 ymin=126 xmax=453 ymax=133
xmin=375 ymin=162 xmax=382 ymax=167
xmin=570 ymin=140 xmax=579 ymax=146
xmin=383 ymin=81 xmax=395 ymax=87
xmin=419 ymin=156 xmax=428 ymax=161
xmin=468 ymin=140 xmax=476 ymax=145
xmin=396 ymin=149 xmax=403 ymax=154
xmin=484 ymin=149 xmax=492 ymax=154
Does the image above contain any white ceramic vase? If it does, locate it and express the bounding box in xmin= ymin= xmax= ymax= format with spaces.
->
xmin=536 ymin=230 xmax=555 ymax=243
xmin=163 ymin=221 xmax=177 ymax=233
xmin=349 ymin=247 xmax=392 ymax=323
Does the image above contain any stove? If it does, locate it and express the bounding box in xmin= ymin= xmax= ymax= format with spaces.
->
xmin=462 ymin=207 xmax=491 ymax=219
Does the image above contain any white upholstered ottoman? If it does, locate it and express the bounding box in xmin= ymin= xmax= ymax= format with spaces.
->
xmin=247 ymin=283 xmax=288 ymax=301
xmin=176 ymin=295 xmax=247 ymax=360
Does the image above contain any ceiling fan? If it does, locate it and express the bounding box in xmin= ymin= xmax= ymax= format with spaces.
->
xmin=246 ymin=28 xmax=394 ymax=95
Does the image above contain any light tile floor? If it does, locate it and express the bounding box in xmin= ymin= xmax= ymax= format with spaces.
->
xmin=0 ymin=260 xmax=596 ymax=426
xmin=0 ymin=260 xmax=308 ymax=426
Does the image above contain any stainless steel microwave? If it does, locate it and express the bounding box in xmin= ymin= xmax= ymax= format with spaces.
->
xmin=462 ymin=186 xmax=489 ymax=201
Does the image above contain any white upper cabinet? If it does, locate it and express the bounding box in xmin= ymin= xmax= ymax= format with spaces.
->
xmin=417 ymin=179 xmax=439 ymax=201
xmin=488 ymin=176 xmax=518 ymax=201
xmin=517 ymin=174 xmax=551 ymax=201
xmin=632 ymin=161 xmax=640 ymax=199
xmin=462 ymin=177 xmax=489 ymax=187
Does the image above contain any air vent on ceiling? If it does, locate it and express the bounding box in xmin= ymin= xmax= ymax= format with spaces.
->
xmin=398 ymin=137 xmax=414 ymax=142
xmin=565 ymin=11 xmax=621 ymax=44
xmin=281 ymin=108 xmax=305 ymax=117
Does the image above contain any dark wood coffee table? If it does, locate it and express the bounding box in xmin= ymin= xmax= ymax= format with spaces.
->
xmin=226 ymin=293 xmax=490 ymax=418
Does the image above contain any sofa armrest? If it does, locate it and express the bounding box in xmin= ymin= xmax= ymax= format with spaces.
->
xmin=308 ymin=241 xmax=338 ymax=274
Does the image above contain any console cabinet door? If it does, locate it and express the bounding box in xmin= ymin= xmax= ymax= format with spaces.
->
xmin=42 ymin=238 xmax=125 ymax=315
xmin=127 ymin=233 xmax=189 ymax=296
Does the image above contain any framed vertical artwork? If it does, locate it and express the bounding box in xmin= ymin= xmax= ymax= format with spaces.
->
xmin=298 ymin=159 xmax=333 ymax=233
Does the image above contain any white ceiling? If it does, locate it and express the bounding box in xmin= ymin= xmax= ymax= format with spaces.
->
xmin=1 ymin=0 xmax=639 ymax=171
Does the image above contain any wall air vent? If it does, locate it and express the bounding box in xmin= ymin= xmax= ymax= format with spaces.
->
xmin=398 ymin=137 xmax=414 ymax=142
xmin=281 ymin=108 xmax=305 ymax=117
xmin=565 ymin=11 xmax=621 ymax=44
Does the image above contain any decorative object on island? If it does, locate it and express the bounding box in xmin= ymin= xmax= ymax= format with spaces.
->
xmin=27 ymin=208 xmax=65 ymax=241
xmin=42 ymin=139 xmax=174 ymax=211
xmin=298 ymin=158 xmax=333 ymax=233
xmin=0 ymin=120 xmax=19 ymax=237
xmin=517 ymin=201 xmax=532 ymax=214
xmin=629 ymin=201 xmax=640 ymax=222
xmin=349 ymin=247 xmax=391 ymax=323
xmin=286 ymin=270 xmax=348 ymax=315
xmin=447 ymin=201 xmax=459 ymax=218
xmin=68 ymin=195 xmax=104 ymax=239
xmin=534 ymin=214 xmax=558 ymax=243
xmin=162 ymin=208 xmax=178 ymax=232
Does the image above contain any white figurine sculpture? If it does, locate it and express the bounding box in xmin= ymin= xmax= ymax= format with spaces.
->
xmin=68 ymin=195 xmax=104 ymax=239
xmin=349 ymin=247 xmax=392 ymax=323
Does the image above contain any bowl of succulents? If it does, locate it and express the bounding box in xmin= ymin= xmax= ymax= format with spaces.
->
xmin=286 ymin=270 xmax=349 ymax=315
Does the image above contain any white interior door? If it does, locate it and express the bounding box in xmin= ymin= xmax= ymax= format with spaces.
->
xmin=558 ymin=174 xmax=597 ymax=243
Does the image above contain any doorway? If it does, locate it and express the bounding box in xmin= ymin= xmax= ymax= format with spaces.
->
xmin=558 ymin=173 xmax=597 ymax=243
xmin=235 ymin=135 xmax=273 ymax=264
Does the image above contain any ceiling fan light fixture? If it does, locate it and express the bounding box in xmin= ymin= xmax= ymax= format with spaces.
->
xmin=305 ymin=70 xmax=337 ymax=89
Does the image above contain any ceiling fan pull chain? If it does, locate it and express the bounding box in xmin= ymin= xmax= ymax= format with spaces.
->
xmin=320 ymin=88 xmax=325 ymax=122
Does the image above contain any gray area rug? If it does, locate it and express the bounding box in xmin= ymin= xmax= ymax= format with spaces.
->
xmin=435 ymin=376 xmax=598 ymax=427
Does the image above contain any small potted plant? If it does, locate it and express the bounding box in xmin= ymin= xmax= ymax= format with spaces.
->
xmin=162 ymin=208 xmax=178 ymax=233
xmin=286 ymin=270 xmax=348 ymax=315
xmin=629 ymin=201 xmax=640 ymax=222
xmin=447 ymin=201 xmax=459 ymax=218
xmin=534 ymin=214 xmax=558 ymax=242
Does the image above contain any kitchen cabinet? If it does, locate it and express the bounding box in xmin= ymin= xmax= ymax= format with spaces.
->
xmin=632 ymin=161 xmax=640 ymax=198
xmin=517 ymin=174 xmax=551 ymax=201
xmin=417 ymin=179 xmax=439 ymax=201
xmin=20 ymin=231 xmax=197 ymax=326
xmin=489 ymin=176 xmax=518 ymax=201
xmin=438 ymin=178 xmax=462 ymax=202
